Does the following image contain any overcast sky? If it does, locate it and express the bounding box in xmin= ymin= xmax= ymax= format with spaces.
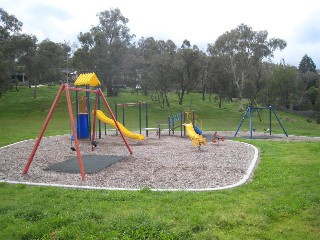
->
xmin=2 ymin=0 xmax=320 ymax=68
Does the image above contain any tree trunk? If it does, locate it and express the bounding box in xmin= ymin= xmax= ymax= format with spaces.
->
xmin=202 ymin=83 xmax=206 ymax=101
xmin=165 ymin=93 xmax=170 ymax=107
xmin=218 ymin=97 xmax=222 ymax=109
xmin=178 ymin=89 xmax=185 ymax=105
xmin=33 ymin=84 xmax=37 ymax=99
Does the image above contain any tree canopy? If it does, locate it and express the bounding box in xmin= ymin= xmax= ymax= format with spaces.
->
xmin=1 ymin=7 xmax=319 ymax=112
xmin=208 ymin=24 xmax=287 ymax=111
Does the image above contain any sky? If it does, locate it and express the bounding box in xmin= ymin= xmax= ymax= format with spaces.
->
xmin=1 ymin=0 xmax=320 ymax=68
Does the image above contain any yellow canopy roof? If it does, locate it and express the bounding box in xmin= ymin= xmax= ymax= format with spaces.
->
xmin=74 ymin=73 xmax=101 ymax=87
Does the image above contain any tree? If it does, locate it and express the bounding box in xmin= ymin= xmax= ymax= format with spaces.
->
xmin=296 ymin=55 xmax=319 ymax=107
xmin=197 ymin=53 xmax=211 ymax=101
xmin=208 ymin=24 xmax=286 ymax=111
xmin=138 ymin=38 xmax=177 ymax=106
xmin=174 ymin=40 xmax=203 ymax=105
xmin=135 ymin=37 xmax=162 ymax=94
xmin=11 ymin=33 xmax=37 ymax=91
xmin=149 ymin=52 xmax=175 ymax=107
xmin=306 ymin=86 xmax=318 ymax=105
xmin=269 ymin=62 xmax=298 ymax=109
xmin=121 ymin=47 xmax=145 ymax=93
xmin=209 ymin=55 xmax=233 ymax=108
xmin=298 ymin=54 xmax=316 ymax=74
xmin=0 ymin=8 xmax=22 ymax=96
xmin=75 ymin=8 xmax=134 ymax=96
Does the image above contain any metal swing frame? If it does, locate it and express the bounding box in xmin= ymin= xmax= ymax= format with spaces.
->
xmin=234 ymin=106 xmax=288 ymax=139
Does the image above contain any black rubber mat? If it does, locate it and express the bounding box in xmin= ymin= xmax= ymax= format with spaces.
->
xmin=44 ymin=155 xmax=126 ymax=174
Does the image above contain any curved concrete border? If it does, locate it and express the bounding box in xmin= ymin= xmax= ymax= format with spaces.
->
xmin=1 ymin=140 xmax=259 ymax=191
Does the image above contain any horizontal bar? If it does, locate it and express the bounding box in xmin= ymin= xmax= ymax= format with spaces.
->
xmin=67 ymin=86 xmax=98 ymax=93
xmin=116 ymin=102 xmax=147 ymax=106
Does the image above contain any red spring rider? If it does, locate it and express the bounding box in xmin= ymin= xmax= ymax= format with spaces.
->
xmin=212 ymin=131 xmax=224 ymax=144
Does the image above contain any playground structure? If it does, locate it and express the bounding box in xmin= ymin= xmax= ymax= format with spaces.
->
xmin=183 ymin=122 xmax=207 ymax=148
xmin=234 ymin=105 xmax=288 ymax=139
xmin=159 ymin=110 xmax=207 ymax=147
xmin=113 ymin=101 xmax=156 ymax=137
xmin=23 ymin=73 xmax=141 ymax=181
xmin=95 ymin=109 xmax=144 ymax=140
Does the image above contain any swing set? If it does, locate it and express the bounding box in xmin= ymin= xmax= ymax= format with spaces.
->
xmin=23 ymin=73 xmax=132 ymax=181
xmin=234 ymin=105 xmax=288 ymax=139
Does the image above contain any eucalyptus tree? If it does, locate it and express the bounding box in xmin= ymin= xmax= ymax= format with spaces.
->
xmin=11 ymin=33 xmax=37 ymax=90
xmin=243 ymin=61 xmax=271 ymax=105
xmin=122 ymin=46 xmax=145 ymax=93
xmin=208 ymin=24 xmax=286 ymax=111
xmin=31 ymin=40 xmax=70 ymax=84
xmin=72 ymin=32 xmax=95 ymax=72
xmin=197 ymin=52 xmax=212 ymax=101
xmin=0 ymin=8 xmax=23 ymax=95
xmin=269 ymin=62 xmax=298 ymax=109
xmin=135 ymin=37 xmax=177 ymax=102
xmin=209 ymin=55 xmax=234 ymax=108
xmin=149 ymin=51 xmax=176 ymax=107
xmin=74 ymin=8 xmax=134 ymax=96
xmin=24 ymin=40 xmax=70 ymax=98
xmin=174 ymin=40 xmax=203 ymax=105
xmin=134 ymin=37 xmax=160 ymax=94
xmin=138 ymin=37 xmax=161 ymax=61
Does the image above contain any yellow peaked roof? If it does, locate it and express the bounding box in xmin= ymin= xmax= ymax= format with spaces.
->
xmin=74 ymin=73 xmax=101 ymax=87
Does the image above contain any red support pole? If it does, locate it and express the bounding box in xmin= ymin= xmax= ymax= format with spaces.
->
xmin=23 ymin=84 xmax=65 ymax=175
xmin=65 ymin=85 xmax=86 ymax=180
xmin=98 ymin=89 xmax=133 ymax=154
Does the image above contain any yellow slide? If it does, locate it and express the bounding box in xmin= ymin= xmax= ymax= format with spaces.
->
xmin=184 ymin=123 xmax=206 ymax=147
xmin=95 ymin=110 xmax=145 ymax=140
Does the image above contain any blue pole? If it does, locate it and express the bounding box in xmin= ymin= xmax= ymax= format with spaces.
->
xmin=86 ymin=85 xmax=91 ymax=140
xmin=139 ymin=101 xmax=142 ymax=134
xmin=98 ymin=93 xmax=101 ymax=138
xmin=192 ymin=111 xmax=195 ymax=126
xmin=250 ymin=106 xmax=253 ymax=139
xmin=234 ymin=107 xmax=250 ymax=137
xmin=183 ymin=112 xmax=186 ymax=137
xmin=172 ymin=115 xmax=175 ymax=135
xmin=180 ymin=112 xmax=183 ymax=137
xmin=269 ymin=106 xmax=272 ymax=135
xmin=115 ymin=102 xmax=118 ymax=136
xmin=146 ymin=102 xmax=148 ymax=137
xmin=270 ymin=106 xmax=288 ymax=137
xmin=122 ymin=103 xmax=125 ymax=126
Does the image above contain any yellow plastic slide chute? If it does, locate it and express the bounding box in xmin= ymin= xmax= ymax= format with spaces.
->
xmin=184 ymin=122 xmax=206 ymax=147
xmin=94 ymin=110 xmax=145 ymax=140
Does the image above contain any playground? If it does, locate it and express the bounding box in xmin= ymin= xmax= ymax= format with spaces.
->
xmin=1 ymin=132 xmax=258 ymax=190
xmin=1 ymin=131 xmax=318 ymax=190
xmin=2 ymin=73 xmax=319 ymax=190
xmin=1 ymin=81 xmax=319 ymax=239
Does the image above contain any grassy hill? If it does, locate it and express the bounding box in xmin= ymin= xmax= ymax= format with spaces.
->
xmin=1 ymin=85 xmax=319 ymax=146
xmin=0 ymin=85 xmax=319 ymax=239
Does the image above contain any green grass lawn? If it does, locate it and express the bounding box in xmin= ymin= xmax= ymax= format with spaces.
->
xmin=1 ymin=85 xmax=319 ymax=146
xmin=0 ymin=85 xmax=320 ymax=239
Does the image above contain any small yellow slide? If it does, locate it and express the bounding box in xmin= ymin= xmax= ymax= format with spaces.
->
xmin=95 ymin=110 xmax=145 ymax=140
xmin=184 ymin=123 xmax=206 ymax=147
